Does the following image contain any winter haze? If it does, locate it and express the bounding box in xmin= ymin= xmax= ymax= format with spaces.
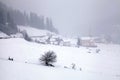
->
xmin=1 ymin=0 xmax=120 ymax=37
xmin=1 ymin=0 xmax=120 ymax=80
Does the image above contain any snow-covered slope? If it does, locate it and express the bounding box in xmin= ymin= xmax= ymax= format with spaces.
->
xmin=18 ymin=25 xmax=56 ymax=36
xmin=0 ymin=59 xmax=117 ymax=80
xmin=0 ymin=31 xmax=9 ymax=38
xmin=0 ymin=38 xmax=120 ymax=80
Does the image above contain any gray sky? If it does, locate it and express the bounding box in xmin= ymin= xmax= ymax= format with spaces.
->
xmin=1 ymin=0 xmax=120 ymax=37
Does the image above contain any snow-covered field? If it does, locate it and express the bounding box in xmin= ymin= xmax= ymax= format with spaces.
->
xmin=0 ymin=38 xmax=120 ymax=80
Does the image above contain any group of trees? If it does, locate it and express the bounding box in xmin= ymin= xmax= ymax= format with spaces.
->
xmin=0 ymin=2 xmax=18 ymax=35
xmin=21 ymin=30 xmax=32 ymax=41
xmin=12 ymin=10 xmax=58 ymax=33
xmin=0 ymin=2 xmax=58 ymax=35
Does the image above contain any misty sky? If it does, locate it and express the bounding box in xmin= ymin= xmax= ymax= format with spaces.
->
xmin=1 ymin=0 xmax=120 ymax=37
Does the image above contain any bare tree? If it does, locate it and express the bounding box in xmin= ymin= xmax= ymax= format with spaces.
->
xmin=40 ymin=51 xmax=57 ymax=67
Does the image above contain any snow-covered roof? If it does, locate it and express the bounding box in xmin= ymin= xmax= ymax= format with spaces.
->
xmin=81 ymin=37 xmax=98 ymax=40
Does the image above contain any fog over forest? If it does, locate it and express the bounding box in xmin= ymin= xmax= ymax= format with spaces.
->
xmin=1 ymin=0 xmax=120 ymax=43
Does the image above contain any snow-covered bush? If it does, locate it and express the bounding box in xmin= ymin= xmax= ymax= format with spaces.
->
xmin=8 ymin=57 xmax=13 ymax=61
xmin=40 ymin=51 xmax=57 ymax=67
xmin=71 ymin=63 xmax=76 ymax=70
xmin=96 ymin=49 xmax=100 ymax=53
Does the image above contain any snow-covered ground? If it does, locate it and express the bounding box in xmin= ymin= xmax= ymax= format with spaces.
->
xmin=0 ymin=59 xmax=118 ymax=80
xmin=0 ymin=38 xmax=120 ymax=80
xmin=18 ymin=25 xmax=56 ymax=36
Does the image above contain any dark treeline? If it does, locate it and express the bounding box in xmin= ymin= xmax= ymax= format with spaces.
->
xmin=0 ymin=2 xmax=58 ymax=35
xmin=0 ymin=2 xmax=18 ymax=35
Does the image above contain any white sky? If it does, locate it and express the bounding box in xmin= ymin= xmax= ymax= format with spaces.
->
xmin=1 ymin=0 xmax=120 ymax=37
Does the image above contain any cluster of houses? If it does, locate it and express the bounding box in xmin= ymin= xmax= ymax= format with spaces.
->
xmin=0 ymin=31 xmax=107 ymax=48
xmin=32 ymin=34 xmax=107 ymax=47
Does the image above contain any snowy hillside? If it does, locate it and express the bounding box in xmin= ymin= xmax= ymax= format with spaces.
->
xmin=0 ymin=31 xmax=9 ymax=38
xmin=18 ymin=25 xmax=56 ymax=36
xmin=0 ymin=38 xmax=120 ymax=80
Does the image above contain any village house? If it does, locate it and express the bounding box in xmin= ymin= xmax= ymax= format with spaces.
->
xmin=80 ymin=37 xmax=97 ymax=47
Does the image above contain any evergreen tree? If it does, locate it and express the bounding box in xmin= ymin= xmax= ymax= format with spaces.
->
xmin=77 ymin=38 xmax=81 ymax=48
xmin=0 ymin=2 xmax=59 ymax=35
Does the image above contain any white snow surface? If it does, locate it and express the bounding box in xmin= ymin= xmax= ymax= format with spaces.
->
xmin=0 ymin=38 xmax=120 ymax=80
xmin=0 ymin=31 xmax=9 ymax=37
xmin=17 ymin=25 xmax=56 ymax=36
